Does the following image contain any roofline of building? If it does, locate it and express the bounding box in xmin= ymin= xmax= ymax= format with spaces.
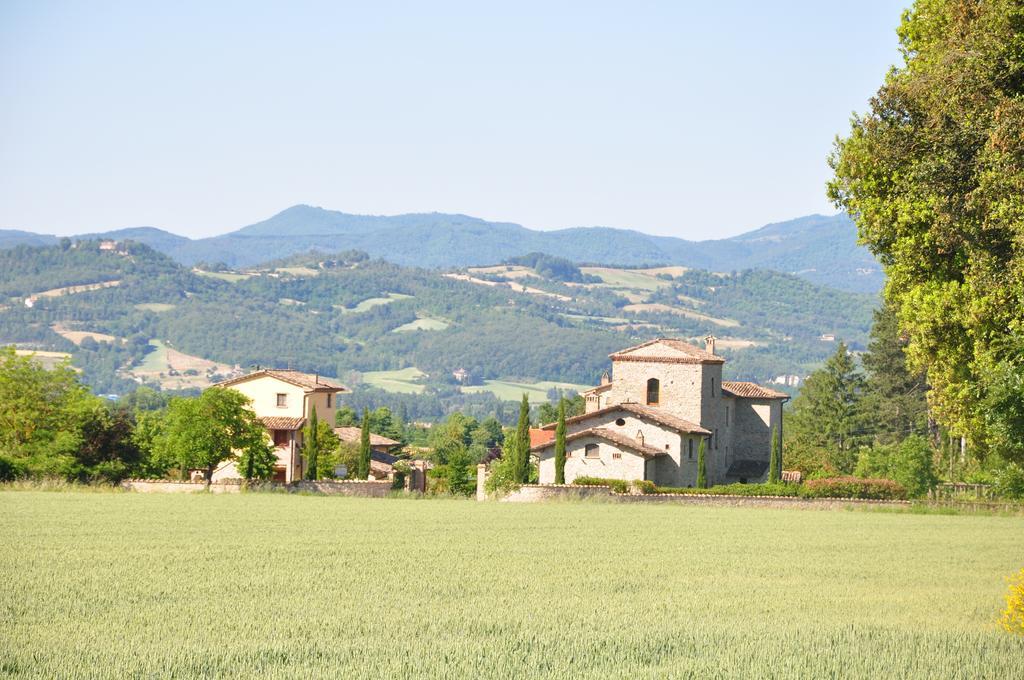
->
xmin=608 ymin=337 xmax=724 ymax=364
xmin=529 ymin=427 xmax=666 ymax=458
xmin=213 ymin=369 xmax=348 ymax=393
xmin=538 ymin=402 xmax=711 ymax=436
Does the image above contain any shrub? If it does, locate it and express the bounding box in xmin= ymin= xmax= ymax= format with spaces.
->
xmin=573 ymin=476 xmax=629 ymax=494
xmin=0 ymin=453 xmax=26 ymax=481
xmin=800 ymin=477 xmax=907 ymax=500
xmin=995 ymin=464 xmax=1024 ymax=500
xmin=651 ymin=483 xmax=799 ymax=497
xmin=854 ymin=435 xmax=937 ymax=498
xmin=633 ymin=480 xmax=657 ymax=495
xmin=1002 ymin=568 xmax=1024 ymax=635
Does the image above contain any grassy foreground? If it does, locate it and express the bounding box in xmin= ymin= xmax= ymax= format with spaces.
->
xmin=1 ymin=492 xmax=1022 ymax=678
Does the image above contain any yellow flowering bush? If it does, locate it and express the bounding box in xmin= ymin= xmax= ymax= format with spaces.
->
xmin=1002 ymin=568 xmax=1024 ymax=635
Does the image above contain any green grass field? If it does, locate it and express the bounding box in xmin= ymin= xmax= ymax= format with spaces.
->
xmin=462 ymin=378 xmax=591 ymax=402
xmin=360 ymin=366 xmax=428 ymax=393
xmin=133 ymin=302 xmax=177 ymax=313
xmin=580 ymin=266 xmax=673 ymax=291
xmin=133 ymin=339 xmax=170 ymax=372
xmin=338 ymin=293 xmax=413 ymax=314
xmin=192 ymin=269 xmax=253 ymax=283
xmin=391 ymin=317 xmax=450 ymax=332
xmin=1 ymin=492 xmax=1021 ymax=678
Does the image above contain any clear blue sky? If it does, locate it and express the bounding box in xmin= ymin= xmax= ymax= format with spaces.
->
xmin=0 ymin=1 xmax=908 ymax=240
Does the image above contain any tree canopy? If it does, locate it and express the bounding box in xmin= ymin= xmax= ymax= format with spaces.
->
xmin=828 ymin=0 xmax=1024 ymax=463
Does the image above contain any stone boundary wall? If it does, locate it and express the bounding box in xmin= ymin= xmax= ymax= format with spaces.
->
xmin=121 ymin=479 xmax=391 ymax=497
xmin=499 ymin=484 xmax=614 ymax=503
xmin=121 ymin=480 xmax=242 ymax=494
xmin=290 ymin=480 xmax=391 ymax=497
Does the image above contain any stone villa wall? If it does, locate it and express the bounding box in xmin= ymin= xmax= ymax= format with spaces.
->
xmin=122 ymin=479 xmax=243 ymax=493
xmin=499 ymin=484 xmax=614 ymax=503
xmin=121 ymin=479 xmax=391 ymax=497
xmin=290 ymin=480 xmax=391 ymax=497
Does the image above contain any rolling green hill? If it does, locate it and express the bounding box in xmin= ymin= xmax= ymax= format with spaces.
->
xmin=0 ymin=242 xmax=876 ymax=414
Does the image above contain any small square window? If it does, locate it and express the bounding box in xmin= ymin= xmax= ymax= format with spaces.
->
xmin=276 ymin=393 xmax=287 ymax=408
xmin=585 ymin=444 xmax=600 ymax=459
xmin=612 ymin=452 xmax=622 ymax=459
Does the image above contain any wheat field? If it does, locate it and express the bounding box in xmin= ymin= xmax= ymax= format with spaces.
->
xmin=1 ymin=491 xmax=1022 ymax=678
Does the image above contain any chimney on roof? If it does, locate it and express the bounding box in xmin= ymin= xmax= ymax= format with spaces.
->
xmin=315 ymin=372 xmax=319 ymax=384
xmin=600 ymin=370 xmax=610 ymax=386
xmin=704 ymin=335 xmax=717 ymax=356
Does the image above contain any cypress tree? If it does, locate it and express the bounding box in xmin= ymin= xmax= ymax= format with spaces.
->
xmin=244 ymin=435 xmax=256 ymax=481
xmin=304 ymin=408 xmax=319 ymax=480
xmin=554 ymin=399 xmax=567 ymax=484
xmin=514 ymin=394 xmax=530 ymax=483
xmin=357 ymin=408 xmax=371 ymax=480
xmin=768 ymin=425 xmax=780 ymax=484
xmin=696 ymin=437 xmax=708 ymax=489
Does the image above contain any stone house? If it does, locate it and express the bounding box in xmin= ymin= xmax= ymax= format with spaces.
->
xmin=333 ymin=426 xmax=405 ymax=479
xmin=532 ymin=337 xmax=787 ymax=487
xmin=211 ymin=369 xmax=347 ymax=482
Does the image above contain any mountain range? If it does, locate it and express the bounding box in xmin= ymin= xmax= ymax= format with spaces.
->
xmin=0 ymin=206 xmax=882 ymax=293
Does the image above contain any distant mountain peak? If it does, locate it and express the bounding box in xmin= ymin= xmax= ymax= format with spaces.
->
xmin=0 ymin=208 xmax=880 ymax=293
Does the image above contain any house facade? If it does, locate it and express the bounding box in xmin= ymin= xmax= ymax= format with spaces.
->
xmin=532 ymin=338 xmax=787 ymax=487
xmin=211 ymin=369 xmax=347 ymax=482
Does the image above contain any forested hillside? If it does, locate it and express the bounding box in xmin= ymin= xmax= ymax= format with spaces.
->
xmin=0 ymin=241 xmax=876 ymax=417
xmin=0 ymin=206 xmax=883 ymax=292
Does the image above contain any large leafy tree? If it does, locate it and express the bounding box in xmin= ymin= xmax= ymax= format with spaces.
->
xmin=786 ymin=343 xmax=866 ymax=474
xmin=828 ymin=0 xmax=1024 ymax=463
xmin=154 ymin=388 xmax=271 ymax=483
xmin=0 ymin=347 xmax=141 ymax=482
xmin=860 ymin=301 xmax=930 ymax=444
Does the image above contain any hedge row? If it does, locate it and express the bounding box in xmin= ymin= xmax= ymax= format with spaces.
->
xmin=650 ymin=482 xmax=799 ymax=497
xmin=572 ymin=476 xmax=630 ymax=494
xmin=572 ymin=476 xmax=908 ymax=501
xmin=800 ymin=477 xmax=908 ymax=500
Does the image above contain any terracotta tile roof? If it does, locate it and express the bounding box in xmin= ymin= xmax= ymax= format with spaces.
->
xmin=215 ymin=369 xmax=348 ymax=393
xmin=609 ymin=338 xmax=724 ymax=365
xmin=259 ymin=416 xmax=306 ymax=431
xmin=530 ymin=427 xmax=666 ymax=458
xmin=371 ymin=450 xmax=401 ymax=466
xmin=539 ymin=402 xmax=710 ymax=436
xmin=333 ymin=427 xmax=402 ymax=448
xmin=529 ymin=428 xmax=555 ymax=448
xmin=721 ymin=381 xmax=788 ymax=400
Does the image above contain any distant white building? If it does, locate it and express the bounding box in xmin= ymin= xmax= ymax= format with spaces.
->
xmin=770 ymin=374 xmax=801 ymax=387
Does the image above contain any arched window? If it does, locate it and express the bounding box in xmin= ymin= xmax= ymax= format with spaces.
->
xmin=646 ymin=378 xmax=660 ymax=406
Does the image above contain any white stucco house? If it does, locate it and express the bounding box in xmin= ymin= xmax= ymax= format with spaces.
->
xmin=532 ymin=337 xmax=787 ymax=487
xmin=210 ymin=369 xmax=347 ymax=482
